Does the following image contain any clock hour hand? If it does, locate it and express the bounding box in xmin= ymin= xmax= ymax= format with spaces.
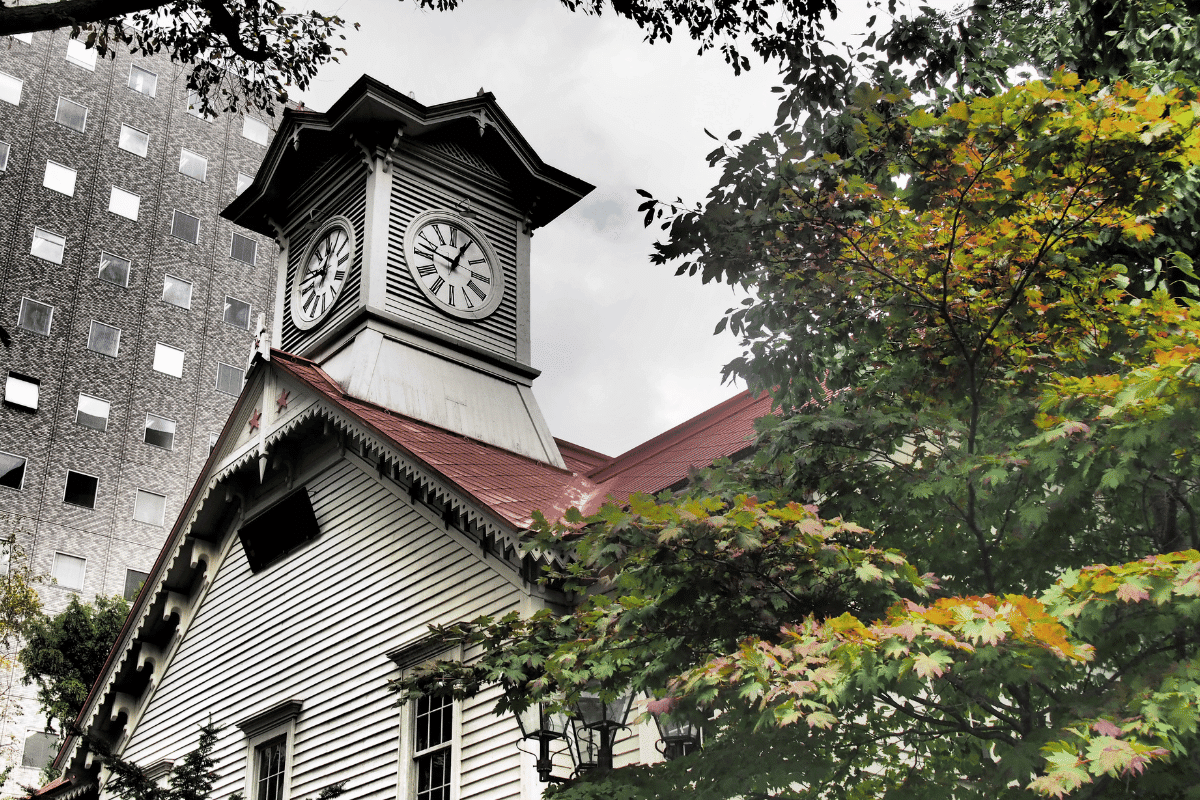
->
xmin=448 ymin=241 xmax=471 ymax=271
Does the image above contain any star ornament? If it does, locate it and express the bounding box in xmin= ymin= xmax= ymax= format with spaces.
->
xmin=276 ymin=390 xmax=291 ymax=412
xmin=248 ymin=409 xmax=262 ymax=431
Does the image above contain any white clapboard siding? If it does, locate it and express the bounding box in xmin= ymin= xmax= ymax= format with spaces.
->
xmin=460 ymin=684 xmax=521 ymax=800
xmin=117 ymin=457 xmax=524 ymax=800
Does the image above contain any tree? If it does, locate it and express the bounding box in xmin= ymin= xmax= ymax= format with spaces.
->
xmin=0 ymin=536 xmax=43 ymax=781
xmin=392 ymin=76 xmax=1200 ymax=798
xmin=19 ymin=595 xmax=130 ymax=734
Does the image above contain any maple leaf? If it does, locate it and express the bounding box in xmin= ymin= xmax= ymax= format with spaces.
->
xmin=1091 ymin=719 xmax=1122 ymax=737
xmin=912 ymin=650 xmax=954 ymax=679
xmin=1115 ymin=581 xmax=1150 ymax=603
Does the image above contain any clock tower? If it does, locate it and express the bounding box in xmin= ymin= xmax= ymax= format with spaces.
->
xmin=223 ymin=77 xmax=592 ymax=467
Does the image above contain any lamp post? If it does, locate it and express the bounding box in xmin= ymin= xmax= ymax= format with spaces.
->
xmin=651 ymin=712 xmax=703 ymax=761
xmin=572 ymin=688 xmax=635 ymax=772
xmin=515 ymin=703 xmax=571 ymax=783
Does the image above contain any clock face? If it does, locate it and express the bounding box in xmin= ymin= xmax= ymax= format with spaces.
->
xmin=291 ymin=217 xmax=355 ymax=331
xmin=403 ymin=211 xmax=503 ymax=320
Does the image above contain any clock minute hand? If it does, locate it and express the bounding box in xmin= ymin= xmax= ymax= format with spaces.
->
xmin=448 ymin=241 xmax=471 ymax=271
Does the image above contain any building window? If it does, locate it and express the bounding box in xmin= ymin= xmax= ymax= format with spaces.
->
xmin=63 ymin=471 xmax=98 ymax=509
xmin=21 ymin=731 xmax=57 ymax=769
xmin=109 ymin=186 xmax=140 ymax=220
xmin=185 ymin=90 xmax=204 ymax=117
xmin=237 ymin=700 xmax=302 ymax=800
xmin=31 ymin=227 xmax=65 ymax=264
xmin=99 ymin=252 xmax=131 ymax=287
xmin=87 ymin=321 xmax=121 ymax=357
xmin=215 ymin=362 xmax=244 ymax=396
xmin=0 ymin=72 xmax=23 ymax=105
xmin=133 ymin=489 xmax=166 ymax=526
xmin=236 ymin=172 xmax=254 ymax=195
xmin=0 ymin=452 xmax=27 ymax=490
xmin=224 ymin=296 xmax=252 ymax=329
xmin=65 ymin=39 xmax=96 ymax=70
xmin=179 ymin=148 xmax=207 ymax=181
xmin=144 ymin=414 xmax=176 ymax=449
xmin=128 ymin=64 xmax=157 ymax=97
xmin=123 ymin=569 xmax=149 ymax=601
xmin=4 ymin=373 xmax=39 ymax=411
xmin=17 ymin=298 xmax=53 ymax=336
xmin=237 ymin=489 xmax=319 ymax=572
xmin=0 ymin=140 xmax=9 ymax=171
xmin=43 ymin=161 xmax=77 ymax=196
xmin=54 ymin=96 xmax=88 ymax=132
xmin=242 ymin=117 xmax=269 ymax=145
xmin=413 ymin=694 xmax=454 ymax=800
xmin=75 ymin=394 xmax=110 ymax=432
xmin=230 ymin=233 xmax=257 ymax=266
xmin=9 ymin=33 xmax=33 ymax=44
xmin=153 ymin=343 xmax=185 ymax=378
xmin=118 ymin=124 xmax=149 ymax=157
xmin=171 ymin=210 xmax=200 ymax=244
xmin=209 ymin=432 xmax=219 ymax=452
xmin=162 ymin=274 xmax=192 ymax=309
xmin=254 ymin=737 xmax=286 ymax=800
xmin=52 ymin=551 xmax=87 ymax=589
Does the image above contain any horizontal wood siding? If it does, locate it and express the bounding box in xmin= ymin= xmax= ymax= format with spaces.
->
xmin=385 ymin=168 xmax=519 ymax=359
xmin=118 ymin=458 xmax=524 ymax=800
xmin=461 ymin=685 xmax=521 ymax=800
xmin=281 ymin=152 xmax=368 ymax=354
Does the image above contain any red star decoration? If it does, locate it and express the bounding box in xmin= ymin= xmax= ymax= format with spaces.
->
xmin=248 ymin=409 xmax=261 ymax=431
xmin=276 ymin=390 xmax=291 ymax=412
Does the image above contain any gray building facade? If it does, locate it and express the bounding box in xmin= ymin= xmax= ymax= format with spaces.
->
xmin=0 ymin=28 xmax=280 ymax=784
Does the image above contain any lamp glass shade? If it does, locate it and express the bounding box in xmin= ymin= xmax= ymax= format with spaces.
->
xmin=574 ymin=689 xmax=634 ymax=732
xmin=569 ymin=720 xmax=601 ymax=772
xmin=515 ymin=703 xmax=571 ymax=739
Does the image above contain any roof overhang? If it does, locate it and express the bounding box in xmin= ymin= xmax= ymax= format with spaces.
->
xmin=222 ymin=75 xmax=593 ymax=236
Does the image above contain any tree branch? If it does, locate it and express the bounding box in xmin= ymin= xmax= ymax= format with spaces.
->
xmin=0 ymin=0 xmax=164 ymax=36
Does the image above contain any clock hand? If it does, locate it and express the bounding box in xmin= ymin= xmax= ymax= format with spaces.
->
xmin=448 ymin=241 xmax=471 ymax=271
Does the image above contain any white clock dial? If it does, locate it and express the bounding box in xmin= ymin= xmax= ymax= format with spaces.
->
xmin=403 ymin=211 xmax=503 ymax=320
xmin=290 ymin=217 xmax=356 ymax=331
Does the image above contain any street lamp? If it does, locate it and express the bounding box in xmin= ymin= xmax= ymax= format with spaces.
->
xmin=651 ymin=712 xmax=703 ymax=760
xmin=572 ymin=688 xmax=635 ymax=772
xmin=515 ymin=703 xmax=572 ymax=783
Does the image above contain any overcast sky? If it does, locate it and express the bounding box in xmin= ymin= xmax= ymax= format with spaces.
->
xmin=294 ymin=0 xmax=833 ymax=457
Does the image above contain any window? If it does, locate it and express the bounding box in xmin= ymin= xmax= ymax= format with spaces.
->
xmin=224 ymin=296 xmax=252 ymax=329
xmin=63 ymin=472 xmax=98 ymax=509
xmin=52 ymin=551 xmax=87 ymax=588
xmin=99 ymin=252 xmax=131 ymax=287
xmin=54 ymin=97 xmax=87 ymax=132
xmin=0 ymin=140 xmax=9 ymax=171
xmin=0 ymin=452 xmax=27 ymax=490
xmin=128 ymin=64 xmax=157 ymax=97
xmin=185 ymin=90 xmax=206 ymax=118
xmin=413 ymin=695 xmax=454 ymax=800
xmin=242 ymin=117 xmax=269 ymax=145
xmin=43 ymin=161 xmax=77 ymax=196
xmin=236 ymin=172 xmax=254 ymax=195
xmin=133 ymin=489 xmax=165 ymax=526
xmin=4 ymin=373 xmax=39 ymax=411
xmin=118 ymin=124 xmax=149 ymax=157
xmin=209 ymin=432 xmax=219 ymax=452
xmin=17 ymin=298 xmax=53 ymax=336
xmin=75 ymin=394 xmax=110 ymax=432
xmin=31 ymin=228 xmax=65 ymax=263
xmin=237 ymin=700 xmax=302 ymax=800
xmin=215 ymin=362 xmax=244 ymax=396
xmin=178 ymin=149 xmax=207 ymax=181
xmin=171 ymin=210 xmax=200 ymax=244
xmin=162 ymin=274 xmax=192 ymax=308
xmin=22 ymin=732 xmax=57 ymax=769
xmin=0 ymin=72 xmax=22 ymax=106
xmin=10 ymin=32 xmax=33 ymax=44
xmin=236 ymin=489 xmax=319 ymax=572
xmin=230 ymin=233 xmax=257 ymax=266
xmin=123 ymin=569 xmax=149 ymax=601
xmin=87 ymin=321 xmax=121 ymax=357
xmin=65 ymin=39 xmax=96 ymax=70
xmin=109 ymin=186 xmax=140 ymax=220
xmin=153 ymin=343 xmax=185 ymax=378
xmin=144 ymin=413 xmax=176 ymax=449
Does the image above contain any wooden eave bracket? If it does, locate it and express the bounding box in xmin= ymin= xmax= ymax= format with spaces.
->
xmin=350 ymin=135 xmax=374 ymax=173
xmin=382 ymin=126 xmax=405 ymax=173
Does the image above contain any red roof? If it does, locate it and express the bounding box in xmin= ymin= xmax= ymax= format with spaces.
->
xmin=271 ymin=352 xmax=773 ymax=527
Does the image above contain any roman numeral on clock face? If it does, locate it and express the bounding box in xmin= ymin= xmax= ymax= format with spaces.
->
xmin=417 ymin=264 xmax=437 ymax=277
xmin=447 ymin=285 xmax=456 ymax=307
xmin=429 ymin=276 xmax=445 ymax=296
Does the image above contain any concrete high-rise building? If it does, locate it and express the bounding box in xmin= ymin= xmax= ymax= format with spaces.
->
xmin=0 ymin=28 xmax=280 ymax=785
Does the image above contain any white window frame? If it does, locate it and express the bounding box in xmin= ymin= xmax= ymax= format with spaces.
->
xmin=43 ymin=160 xmax=77 ymax=197
xmin=236 ymin=172 xmax=254 ymax=195
xmin=237 ymin=700 xmax=302 ymax=800
xmin=242 ymin=116 xmax=269 ymax=145
xmin=9 ymin=33 xmax=33 ymax=44
xmin=87 ymin=320 xmax=121 ymax=357
xmin=4 ymin=372 xmax=39 ymax=411
xmin=133 ymin=488 xmax=166 ymax=526
xmin=215 ymin=361 xmax=244 ymax=396
xmin=31 ymin=227 xmax=65 ymax=264
xmin=98 ymin=251 xmax=131 ymax=287
xmin=17 ymin=297 xmax=54 ymax=336
xmin=0 ymin=71 xmax=23 ymax=106
xmin=230 ymin=233 xmax=257 ymax=266
xmin=223 ymin=296 xmax=252 ymax=329
xmin=127 ymin=64 xmax=157 ymax=97
xmin=0 ymin=451 xmax=27 ymax=491
xmin=62 ymin=469 xmax=99 ymax=509
xmin=162 ymin=274 xmax=193 ymax=309
xmin=0 ymin=140 xmax=9 ymax=171
xmin=393 ymin=645 xmax=463 ymax=800
xmin=143 ymin=413 xmax=176 ymax=450
xmin=75 ymin=393 xmax=111 ymax=432
xmin=153 ymin=343 xmax=185 ymax=378
xmin=178 ymin=148 xmax=207 ymax=182
xmin=54 ymin=96 xmax=88 ymax=132
xmin=65 ymin=38 xmax=96 ymax=70
xmin=171 ymin=210 xmax=200 ymax=244
xmin=118 ymin=124 xmax=149 ymax=157
xmin=109 ymin=186 xmax=140 ymax=220
xmin=51 ymin=552 xmax=86 ymax=590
